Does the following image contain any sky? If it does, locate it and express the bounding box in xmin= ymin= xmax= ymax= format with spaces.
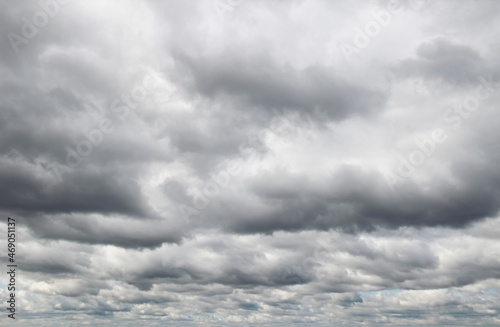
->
xmin=1 ymin=0 xmax=500 ymax=326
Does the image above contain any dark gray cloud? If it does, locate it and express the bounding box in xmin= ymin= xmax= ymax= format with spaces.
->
xmin=0 ymin=161 xmax=150 ymax=216
xmin=21 ymin=213 xmax=184 ymax=248
xmin=176 ymin=51 xmax=387 ymax=122
xmin=395 ymin=38 xmax=486 ymax=86
xmin=184 ymin=161 xmax=500 ymax=235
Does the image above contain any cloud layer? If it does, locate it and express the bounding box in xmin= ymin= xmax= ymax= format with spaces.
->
xmin=1 ymin=0 xmax=499 ymax=325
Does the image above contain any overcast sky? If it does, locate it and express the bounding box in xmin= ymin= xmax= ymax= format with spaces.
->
xmin=1 ymin=0 xmax=500 ymax=326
